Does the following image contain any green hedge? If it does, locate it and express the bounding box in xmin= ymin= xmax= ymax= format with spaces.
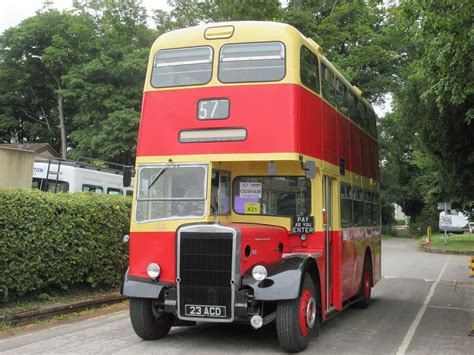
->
xmin=0 ymin=189 xmax=131 ymax=303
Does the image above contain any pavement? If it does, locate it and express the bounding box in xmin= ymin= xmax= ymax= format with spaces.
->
xmin=0 ymin=238 xmax=473 ymax=354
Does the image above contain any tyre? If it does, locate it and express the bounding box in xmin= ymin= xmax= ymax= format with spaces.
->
xmin=353 ymin=255 xmax=372 ymax=309
xmin=276 ymin=275 xmax=320 ymax=353
xmin=129 ymin=297 xmax=174 ymax=340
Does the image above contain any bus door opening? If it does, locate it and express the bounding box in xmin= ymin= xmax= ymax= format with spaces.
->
xmin=323 ymin=175 xmax=335 ymax=312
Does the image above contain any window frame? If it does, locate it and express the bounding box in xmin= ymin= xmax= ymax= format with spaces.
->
xmin=82 ymin=184 xmax=104 ymax=193
xmin=150 ymin=45 xmax=214 ymax=89
xmin=232 ymin=175 xmax=312 ymax=217
xmin=134 ymin=163 xmax=209 ymax=223
xmin=217 ymin=41 xmax=286 ymax=84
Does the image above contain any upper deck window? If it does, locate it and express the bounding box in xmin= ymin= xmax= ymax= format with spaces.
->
xmin=300 ymin=46 xmax=320 ymax=93
xmin=218 ymin=42 xmax=285 ymax=83
xmin=151 ymin=46 xmax=213 ymax=88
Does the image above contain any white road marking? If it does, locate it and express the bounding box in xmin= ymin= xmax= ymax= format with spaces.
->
xmin=396 ymin=256 xmax=451 ymax=355
xmin=383 ymin=276 xmax=398 ymax=279
xmin=428 ymin=305 xmax=474 ymax=313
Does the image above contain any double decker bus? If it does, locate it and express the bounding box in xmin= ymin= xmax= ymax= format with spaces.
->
xmin=122 ymin=21 xmax=381 ymax=352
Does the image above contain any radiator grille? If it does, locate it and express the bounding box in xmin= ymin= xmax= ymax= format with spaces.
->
xmin=178 ymin=231 xmax=234 ymax=320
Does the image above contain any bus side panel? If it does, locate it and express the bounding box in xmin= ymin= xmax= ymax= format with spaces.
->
xmin=298 ymin=87 xmax=322 ymax=159
xmin=350 ymin=125 xmax=362 ymax=177
xmin=341 ymin=228 xmax=356 ymax=301
xmin=321 ymin=102 xmax=339 ymax=165
xmin=372 ymin=228 xmax=382 ymax=285
xmin=333 ymin=230 xmax=343 ymax=310
xmin=337 ymin=115 xmax=352 ymax=172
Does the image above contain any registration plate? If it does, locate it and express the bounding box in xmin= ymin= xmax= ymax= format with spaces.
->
xmin=184 ymin=304 xmax=226 ymax=318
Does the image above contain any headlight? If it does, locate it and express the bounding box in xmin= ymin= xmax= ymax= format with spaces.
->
xmin=252 ymin=265 xmax=267 ymax=282
xmin=147 ymin=263 xmax=161 ymax=280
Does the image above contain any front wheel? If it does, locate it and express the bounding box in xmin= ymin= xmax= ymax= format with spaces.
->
xmin=276 ymin=275 xmax=320 ymax=353
xmin=129 ymin=297 xmax=174 ymax=340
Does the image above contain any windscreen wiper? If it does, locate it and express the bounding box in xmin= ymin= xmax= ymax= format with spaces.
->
xmin=148 ymin=159 xmax=173 ymax=190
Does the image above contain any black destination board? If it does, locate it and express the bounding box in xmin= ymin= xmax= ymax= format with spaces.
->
xmin=291 ymin=216 xmax=314 ymax=234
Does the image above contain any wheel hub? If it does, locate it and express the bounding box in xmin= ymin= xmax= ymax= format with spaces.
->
xmin=299 ymin=289 xmax=316 ymax=336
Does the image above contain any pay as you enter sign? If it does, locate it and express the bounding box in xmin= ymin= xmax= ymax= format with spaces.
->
xmin=292 ymin=216 xmax=314 ymax=234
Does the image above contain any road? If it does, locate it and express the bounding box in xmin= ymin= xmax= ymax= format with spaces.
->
xmin=1 ymin=238 xmax=473 ymax=354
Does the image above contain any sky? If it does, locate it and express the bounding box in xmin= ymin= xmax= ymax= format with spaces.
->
xmin=0 ymin=0 xmax=391 ymax=115
xmin=0 ymin=0 xmax=172 ymax=34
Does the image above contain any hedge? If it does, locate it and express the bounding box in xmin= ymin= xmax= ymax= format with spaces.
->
xmin=0 ymin=189 xmax=131 ymax=303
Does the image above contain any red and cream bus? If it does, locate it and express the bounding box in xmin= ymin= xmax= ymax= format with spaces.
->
xmin=122 ymin=21 xmax=381 ymax=352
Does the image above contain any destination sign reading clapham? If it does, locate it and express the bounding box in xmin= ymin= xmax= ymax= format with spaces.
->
xmin=291 ymin=216 xmax=315 ymax=234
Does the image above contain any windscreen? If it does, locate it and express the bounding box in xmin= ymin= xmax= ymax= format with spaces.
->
xmin=233 ymin=176 xmax=311 ymax=216
xmin=136 ymin=165 xmax=207 ymax=222
xmin=219 ymin=42 xmax=285 ymax=83
xmin=151 ymin=46 xmax=213 ymax=88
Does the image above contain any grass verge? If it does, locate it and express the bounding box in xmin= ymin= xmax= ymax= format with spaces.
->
xmin=420 ymin=233 xmax=474 ymax=252
xmin=0 ymin=301 xmax=128 ymax=336
xmin=0 ymin=289 xmax=119 ymax=317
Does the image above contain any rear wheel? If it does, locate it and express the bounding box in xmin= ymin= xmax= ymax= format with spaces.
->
xmin=353 ymin=255 xmax=372 ymax=309
xmin=276 ymin=275 xmax=320 ymax=353
xmin=129 ymin=297 xmax=174 ymax=340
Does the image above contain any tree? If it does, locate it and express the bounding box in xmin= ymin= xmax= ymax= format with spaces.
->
xmin=0 ymin=10 xmax=95 ymax=157
xmin=388 ymin=0 xmax=474 ymax=208
xmin=284 ymin=0 xmax=402 ymax=103
xmin=154 ymin=0 xmax=282 ymax=30
xmin=64 ymin=0 xmax=156 ymax=164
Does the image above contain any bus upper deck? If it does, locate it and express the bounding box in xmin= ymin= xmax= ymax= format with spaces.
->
xmin=137 ymin=21 xmax=378 ymax=182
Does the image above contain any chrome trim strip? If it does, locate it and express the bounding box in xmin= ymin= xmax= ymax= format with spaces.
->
xmin=177 ymin=224 xmax=240 ymax=323
xmin=282 ymin=252 xmax=322 ymax=259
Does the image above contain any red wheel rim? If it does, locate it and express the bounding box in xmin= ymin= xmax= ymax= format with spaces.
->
xmin=299 ymin=288 xmax=316 ymax=336
xmin=364 ymin=267 xmax=371 ymax=297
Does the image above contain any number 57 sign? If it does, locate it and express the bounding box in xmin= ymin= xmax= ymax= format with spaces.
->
xmin=197 ymin=99 xmax=230 ymax=120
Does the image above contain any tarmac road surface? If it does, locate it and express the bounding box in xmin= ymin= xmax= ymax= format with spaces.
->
xmin=1 ymin=238 xmax=473 ymax=354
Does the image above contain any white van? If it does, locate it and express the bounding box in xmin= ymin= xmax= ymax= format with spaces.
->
xmin=439 ymin=210 xmax=470 ymax=233
xmin=32 ymin=158 xmax=134 ymax=196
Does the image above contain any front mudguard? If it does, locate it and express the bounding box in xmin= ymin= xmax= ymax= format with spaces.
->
xmin=241 ymin=254 xmax=320 ymax=301
xmin=121 ymin=269 xmax=172 ymax=299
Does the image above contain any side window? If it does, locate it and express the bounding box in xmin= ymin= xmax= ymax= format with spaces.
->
xmin=107 ymin=187 xmax=122 ymax=195
xmin=363 ymin=191 xmax=372 ymax=226
xmin=300 ymin=46 xmax=320 ymax=93
xmin=321 ymin=64 xmax=337 ymax=106
xmin=371 ymin=193 xmax=380 ymax=226
xmin=357 ymin=100 xmax=367 ymax=130
xmin=368 ymin=109 xmax=377 ymax=137
xmin=348 ymin=92 xmax=359 ymax=125
xmin=336 ymin=79 xmax=348 ymax=115
xmin=46 ymin=180 xmax=69 ymax=193
xmin=340 ymin=184 xmax=353 ymax=228
xmin=126 ymin=190 xmax=133 ymax=196
xmin=82 ymin=184 xmax=104 ymax=194
xmin=352 ymin=187 xmax=364 ymax=227
xmin=211 ymin=170 xmax=231 ymax=215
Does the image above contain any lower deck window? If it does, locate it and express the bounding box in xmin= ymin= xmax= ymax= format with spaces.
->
xmin=233 ymin=176 xmax=311 ymax=216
